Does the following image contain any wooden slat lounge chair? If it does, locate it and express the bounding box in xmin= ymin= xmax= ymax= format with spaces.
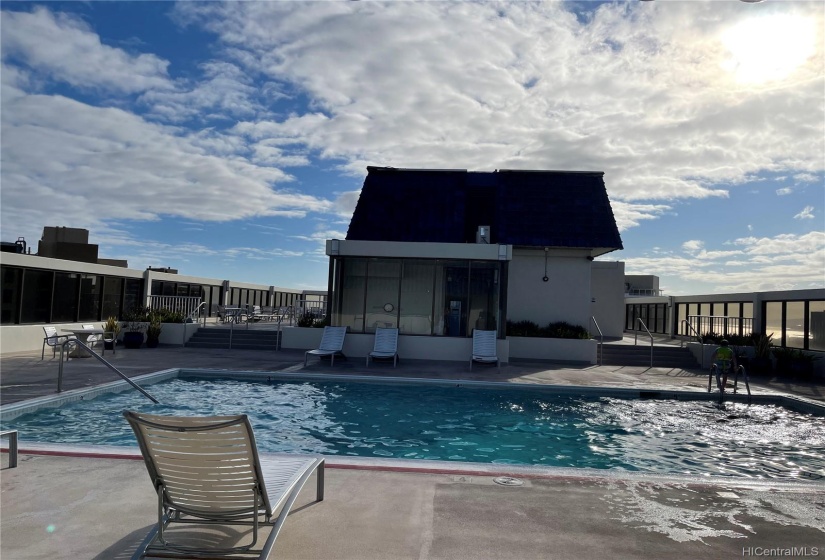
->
xmin=366 ymin=327 xmax=399 ymax=367
xmin=470 ymin=329 xmax=500 ymax=372
xmin=304 ymin=326 xmax=347 ymax=366
xmin=124 ymin=411 xmax=325 ymax=560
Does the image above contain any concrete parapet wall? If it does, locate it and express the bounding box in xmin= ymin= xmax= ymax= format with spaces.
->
xmin=508 ymin=337 xmax=596 ymax=364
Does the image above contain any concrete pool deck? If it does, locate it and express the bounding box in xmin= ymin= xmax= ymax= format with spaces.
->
xmin=2 ymin=342 xmax=824 ymax=559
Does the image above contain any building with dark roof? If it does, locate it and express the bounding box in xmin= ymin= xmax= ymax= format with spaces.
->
xmin=325 ymin=167 xmax=624 ymax=363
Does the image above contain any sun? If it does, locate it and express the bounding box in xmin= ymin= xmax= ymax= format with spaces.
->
xmin=720 ymin=13 xmax=817 ymax=84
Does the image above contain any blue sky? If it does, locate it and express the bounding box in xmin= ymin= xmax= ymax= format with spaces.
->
xmin=1 ymin=1 xmax=823 ymax=295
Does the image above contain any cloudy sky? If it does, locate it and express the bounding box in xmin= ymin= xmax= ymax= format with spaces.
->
xmin=1 ymin=1 xmax=823 ymax=295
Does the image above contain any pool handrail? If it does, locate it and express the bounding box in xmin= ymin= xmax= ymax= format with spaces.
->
xmin=590 ymin=316 xmax=603 ymax=366
xmin=58 ymin=339 xmax=159 ymax=404
xmin=680 ymin=320 xmax=704 ymax=369
xmin=634 ymin=318 xmax=654 ymax=368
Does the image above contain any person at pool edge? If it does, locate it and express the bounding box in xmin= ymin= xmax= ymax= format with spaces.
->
xmin=710 ymin=339 xmax=737 ymax=392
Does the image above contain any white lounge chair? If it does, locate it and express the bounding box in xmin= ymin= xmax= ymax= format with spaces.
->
xmin=123 ymin=411 xmax=325 ymax=560
xmin=366 ymin=327 xmax=399 ymax=367
xmin=470 ymin=329 xmax=500 ymax=372
xmin=41 ymin=326 xmax=74 ymax=360
xmin=304 ymin=326 xmax=347 ymax=366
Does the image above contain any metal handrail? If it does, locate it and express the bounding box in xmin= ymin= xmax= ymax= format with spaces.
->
xmin=634 ymin=318 xmax=654 ymax=367
xmin=58 ymin=340 xmax=159 ymax=404
xmin=680 ymin=319 xmax=705 ymax=368
xmin=590 ymin=316 xmax=603 ymax=366
xmin=186 ymin=301 xmax=207 ymax=327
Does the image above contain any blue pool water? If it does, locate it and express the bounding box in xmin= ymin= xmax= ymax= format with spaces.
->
xmin=4 ymin=377 xmax=825 ymax=480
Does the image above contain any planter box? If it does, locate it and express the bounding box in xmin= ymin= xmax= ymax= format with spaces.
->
xmin=508 ymin=337 xmax=596 ymax=364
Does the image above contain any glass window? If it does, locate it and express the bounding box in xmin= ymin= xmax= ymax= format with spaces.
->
xmin=809 ymin=301 xmax=825 ymax=352
xmin=676 ymin=304 xmax=686 ymax=335
xmin=654 ymin=303 xmax=665 ymax=333
xmin=469 ymin=261 xmax=500 ymax=335
xmin=20 ymin=269 xmax=52 ymax=323
xmin=440 ymin=261 xmax=469 ymax=337
xmin=52 ymin=272 xmax=79 ymax=322
xmin=1 ymin=267 xmax=22 ymax=324
xmin=124 ymin=279 xmax=143 ymax=313
xmin=786 ymin=301 xmax=805 ymax=349
xmin=335 ymin=258 xmax=367 ymax=333
xmin=176 ymin=284 xmax=189 ymax=298
xmin=365 ymin=259 xmax=401 ymax=332
xmin=399 ymin=260 xmax=435 ymax=335
xmin=765 ymin=302 xmax=783 ymax=344
xmin=78 ymin=274 xmax=101 ymax=321
xmin=726 ymin=303 xmax=741 ymax=336
xmin=102 ymin=277 xmax=123 ymax=319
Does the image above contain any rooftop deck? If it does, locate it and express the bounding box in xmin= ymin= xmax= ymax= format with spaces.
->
xmin=2 ymin=342 xmax=823 ymax=559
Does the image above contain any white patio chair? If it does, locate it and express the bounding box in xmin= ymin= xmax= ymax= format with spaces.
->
xmin=470 ymin=329 xmax=500 ymax=372
xmin=124 ymin=411 xmax=325 ymax=559
xmin=82 ymin=324 xmax=104 ymax=355
xmin=41 ymin=326 xmax=75 ymax=361
xmin=366 ymin=327 xmax=399 ymax=367
xmin=304 ymin=326 xmax=347 ymax=366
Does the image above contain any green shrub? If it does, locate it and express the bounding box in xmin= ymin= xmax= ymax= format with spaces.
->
xmin=542 ymin=321 xmax=590 ymax=339
xmin=506 ymin=320 xmax=541 ymax=337
xmin=506 ymin=320 xmax=589 ymax=339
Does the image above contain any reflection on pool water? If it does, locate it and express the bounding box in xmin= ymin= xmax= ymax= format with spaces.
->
xmin=5 ymin=378 xmax=825 ymax=480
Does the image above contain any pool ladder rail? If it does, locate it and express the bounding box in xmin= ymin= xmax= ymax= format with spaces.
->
xmin=57 ymin=339 xmax=159 ymax=404
xmin=708 ymin=364 xmax=751 ymax=401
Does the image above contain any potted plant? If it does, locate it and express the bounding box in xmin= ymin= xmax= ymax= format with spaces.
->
xmin=122 ymin=306 xmax=147 ymax=349
xmin=103 ymin=316 xmax=121 ymax=350
xmin=750 ymin=333 xmax=774 ymax=376
xmin=145 ymin=312 xmax=163 ymax=348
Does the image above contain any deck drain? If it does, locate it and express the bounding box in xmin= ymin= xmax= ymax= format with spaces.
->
xmin=493 ymin=476 xmax=523 ymax=486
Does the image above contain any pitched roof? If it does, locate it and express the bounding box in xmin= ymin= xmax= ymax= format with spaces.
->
xmin=345 ymin=167 xmax=623 ymax=255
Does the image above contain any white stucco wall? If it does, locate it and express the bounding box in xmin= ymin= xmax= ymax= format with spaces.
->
xmin=506 ymin=249 xmax=592 ymax=330
xmin=590 ymin=261 xmax=625 ymax=339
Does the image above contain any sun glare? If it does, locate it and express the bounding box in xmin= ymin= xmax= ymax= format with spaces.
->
xmin=721 ymin=14 xmax=817 ymax=84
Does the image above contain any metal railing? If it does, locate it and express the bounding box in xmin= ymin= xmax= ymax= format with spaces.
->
xmin=186 ymin=301 xmax=207 ymax=327
xmin=685 ymin=315 xmax=754 ymax=338
xmin=680 ymin=319 xmax=705 ymax=368
xmin=148 ymin=296 xmax=203 ymax=321
xmin=634 ymin=318 xmax=654 ymax=367
xmin=590 ymin=316 xmax=603 ymax=366
xmin=58 ymin=339 xmax=159 ymax=404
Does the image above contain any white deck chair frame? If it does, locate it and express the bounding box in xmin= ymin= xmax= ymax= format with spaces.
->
xmin=41 ymin=326 xmax=75 ymax=360
xmin=366 ymin=327 xmax=399 ymax=367
xmin=304 ymin=326 xmax=347 ymax=366
xmin=470 ymin=329 xmax=500 ymax=372
xmin=124 ymin=411 xmax=324 ymax=560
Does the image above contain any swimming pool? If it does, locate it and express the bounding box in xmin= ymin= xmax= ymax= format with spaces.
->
xmin=4 ymin=371 xmax=825 ymax=480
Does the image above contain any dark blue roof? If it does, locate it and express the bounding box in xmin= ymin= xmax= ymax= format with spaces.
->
xmin=345 ymin=167 xmax=623 ymax=253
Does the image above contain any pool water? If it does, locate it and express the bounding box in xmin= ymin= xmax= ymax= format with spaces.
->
xmin=5 ymin=378 xmax=825 ymax=480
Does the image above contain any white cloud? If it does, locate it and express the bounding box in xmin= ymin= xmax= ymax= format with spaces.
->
xmin=179 ymin=1 xmax=824 ymax=204
xmin=794 ymin=205 xmax=815 ymax=220
xmin=0 ymin=91 xmax=334 ymax=243
xmin=682 ymin=240 xmax=704 ymax=253
xmin=1 ymin=7 xmax=174 ymax=94
xmin=776 ymin=187 xmax=793 ymax=196
xmin=626 ymin=231 xmax=825 ymax=293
